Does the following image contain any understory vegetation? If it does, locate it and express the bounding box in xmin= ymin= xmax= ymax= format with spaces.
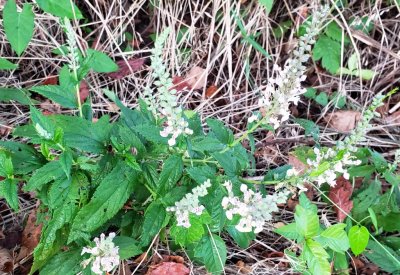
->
xmin=0 ymin=0 xmax=400 ymax=274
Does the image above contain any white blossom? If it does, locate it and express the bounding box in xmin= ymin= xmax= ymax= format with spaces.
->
xmin=221 ymin=181 xmax=289 ymax=233
xmin=257 ymin=6 xmax=329 ymax=129
xmin=248 ymin=114 xmax=259 ymax=124
xmin=81 ymin=233 xmax=120 ymax=275
xmin=167 ymin=179 xmax=212 ymax=228
xmin=145 ymin=28 xmax=193 ymax=146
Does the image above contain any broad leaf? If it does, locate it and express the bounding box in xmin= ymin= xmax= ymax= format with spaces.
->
xmin=313 ymin=35 xmax=341 ymax=74
xmin=258 ymin=0 xmax=274 ymax=13
xmin=140 ymin=200 xmax=169 ymax=246
xmin=317 ymin=223 xmax=350 ymax=252
xmin=226 ymin=226 xmax=255 ymax=249
xmin=24 ymin=161 xmax=64 ymax=191
xmin=41 ymin=249 xmax=81 ymax=275
xmin=295 ymin=205 xmax=319 ymax=239
xmin=365 ymin=240 xmax=400 ymax=273
xmin=36 ymin=0 xmax=83 ymax=19
xmin=275 ymin=223 xmax=302 ymax=241
xmin=170 ymin=215 xmax=205 ymax=246
xmin=70 ymin=162 xmax=138 ymax=237
xmin=348 ymin=225 xmax=369 ymax=256
xmin=0 ymin=88 xmax=33 ymax=105
xmin=304 ymin=239 xmax=331 ymax=275
xmin=157 ymin=154 xmax=183 ymax=195
xmin=194 ymin=234 xmax=227 ymax=274
xmin=30 ymin=85 xmax=77 ymax=108
xmin=113 ymin=236 xmax=142 ymax=260
xmin=0 ymin=178 xmax=18 ymax=211
xmin=3 ymin=0 xmax=35 ymax=56
xmin=0 ymin=58 xmax=18 ymax=70
xmin=83 ymin=49 xmax=118 ymax=73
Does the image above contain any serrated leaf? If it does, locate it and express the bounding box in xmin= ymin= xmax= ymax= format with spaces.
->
xmin=0 ymin=88 xmax=33 ymax=105
xmin=315 ymin=92 xmax=329 ymax=106
xmin=3 ymin=0 xmax=35 ymax=56
xmin=348 ymin=225 xmax=369 ymax=256
xmin=59 ymin=150 xmax=73 ymax=179
xmin=157 ymin=154 xmax=183 ymax=195
xmin=24 ymin=161 xmax=64 ymax=191
xmin=313 ymin=35 xmax=341 ymax=74
xmin=325 ymin=21 xmax=350 ymax=44
xmin=40 ymin=249 xmax=81 ymax=275
xmin=30 ymin=85 xmax=77 ymax=108
xmin=194 ymin=234 xmax=227 ymax=274
xmin=0 ymin=57 xmax=18 ymax=70
xmin=0 ymin=151 xmax=13 ymax=177
xmin=191 ymin=136 xmax=226 ymax=153
xmin=70 ymin=162 xmax=138 ymax=237
xmin=304 ymin=87 xmax=317 ymax=99
xmin=170 ymin=214 xmax=205 ymax=246
xmin=113 ymin=236 xmax=142 ymax=260
xmin=36 ymin=0 xmax=83 ymax=19
xmin=206 ymin=118 xmax=234 ymax=145
xmin=0 ymin=178 xmax=18 ymax=211
xmin=295 ymin=205 xmax=319 ymax=239
xmin=140 ymin=200 xmax=169 ymax=246
xmin=365 ymin=240 xmax=400 ymax=273
xmin=30 ymin=106 xmax=55 ymax=140
xmin=317 ymin=223 xmax=350 ymax=252
xmin=294 ymin=118 xmax=319 ymax=142
xmin=226 ymin=226 xmax=255 ymax=249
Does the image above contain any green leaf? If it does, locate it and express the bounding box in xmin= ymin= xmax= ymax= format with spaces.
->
xmin=258 ymin=0 xmax=274 ymax=13
xmin=227 ymin=226 xmax=255 ymax=249
xmin=299 ymin=192 xmax=318 ymax=214
xmin=317 ymin=223 xmax=350 ymax=252
xmin=0 ymin=151 xmax=13 ymax=177
xmin=348 ymin=225 xmax=369 ymax=256
xmin=347 ymin=53 xmax=358 ymax=72
xmin=25 ymin=161 xmax=64 ymax=191
xmin=113 ymin=236 xmax=142 ymax=260
xmin=368 ymin=207 xmax=378 ymax=231
xmin=0 ymin=179 xmax=18 ymax=211
xmin=325 ymin=21 xmax=350 ymax=44
xmin=0 ymin=57 xmax=18 ymax=70
xmin=0 ymin=88 xmax=33 ymax=105
xmin=303 ymin=239 xmax=331 ymax=275
xmin=294 ymin=118 xmax=319 ymax=142
xmin=304 ymin=87 xmax=317 ymax=99
xmin=295 ymin=205 xmax=319 ymax=239
xmin=157 ymin=154 xmax=183 ymax=195
xmin=3 ymin=0 xmax=35 ymax=56
xmin=140 ymin=200 xmax=169 ymax=246
xmin=83 ymin=49 xmax=118 ymax=73
xmin=212 ymin=151 xmax=238 ymax=177
xmin=330 ymin=91 xmax=347 ymax=108
xmin=365 ymin=240 xmax=400 ymax=273
xmin=275 ymin=223 xmax=302 ymax=241
xmin=194 ymin=234 xmax=227 ymax=274
xmin=315 ymin=92 xmax=329 ymax=106
xmin=313 ymin=35 xmax=341 ymax=74
xmin=70 ymin=162 xmax=138 ymax=237
xmin=206 ymin=118 xmax=234 ymax=145
xmin=59 ymin=150 xmax=73 ymax=178
xmin=36 ymin=0 xmax=83 ymax=19
xmin=170 ymin=214 xmax=205 ymax=247
xmin=30 ymin=85 xmax=77 ymax=108
xmin=41 ymin=249 xmax=81 ymax=275
xmin=30 ymin=106 xmax=55 ymax=140
xmin=191 ymin=136 xmax=226 ymax=153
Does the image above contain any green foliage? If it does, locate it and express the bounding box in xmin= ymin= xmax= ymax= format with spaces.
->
xmin=3 ymin=0 xmax=35 ymax=56
xmin=0 ymin=57 xmax=18 ymax=70
xmin=348 ymin=225 xmax=369 ymax=256
xmin=258 ymin=0 xmax=274 ymax=13
xmin=194 ymin=234 xmax=227 ymax=274
xmin=313 ymin=35 xmax=341 ymax=74
xmin=36 ymin=0 xmax=83 ymax=19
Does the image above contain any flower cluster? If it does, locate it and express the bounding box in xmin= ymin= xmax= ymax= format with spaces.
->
xmin=81 ymin=233 xmax=120 ymax=275
xmin=306 ymin=148 xmax=361 ymax=186
xmin=167 ymin=179 xmax=212 ymax=228
xmin=146 ymin=28 xmax=193 ymax=146
xmin=221 ymin=181 xmax=289 ymax=233
xmin=62 ymin=18 xmax=80 ymax=72
xmin=256 ymin=5 xmax=329 ymax=129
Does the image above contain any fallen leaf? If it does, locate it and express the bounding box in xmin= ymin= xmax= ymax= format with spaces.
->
xmin=0 ymin=248 xmax=13 ymax=273
xmin=329 ymin=176 xmax=353 ymax=222
xmin=107 ymin=58 xmax=145 ymax=79
xmin=17 ymin=209 xmax=42 ymax=260
xmin=79 ymin=80 xmax=89 ymax=103
xmin=171 ymin=76 xmax=191 ymax=92
xmin=236 ymin=260 xmax=252 ymax=274
xmin=133 ymin=252 xmax=148 ymax=264
xmin=146 ymin=262 xmax=189 ymax=275
xmin=288 ymin=154 xmax=307 ymax=174
xmin=0 ymin=225 xmax=21 ymax=250
xmin=0 ymin=124 xmax=12 ymax=137
xmin=42 ymin=75 xmax=58 ymax=85
xmin=384 ymin=110 xmax=400 ymax=124
xmin=324 ymin=110 xmax=361 ymax=132
xmin=185 ymin=66 xmax=207 ymax=90
xmin=40 ymin=100 xmax=61 ymax=115
xmin=205 ymin=85 xmax=219 ymax=98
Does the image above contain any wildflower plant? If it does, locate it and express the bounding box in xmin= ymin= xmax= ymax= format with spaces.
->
xmin=1 ymin=2 xmax=400 ymax=275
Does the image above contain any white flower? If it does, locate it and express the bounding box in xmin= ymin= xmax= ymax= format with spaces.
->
xmin=81 ymin=233 xmax=120 ymax=275
xmin=248 ymin=114 xmax=259 ymax=123
xmin=222 ymin=181 xmax=289 ymax=233
xmin=167 ymin=179 xmax=212 ymax=228
xmin=286 ymin=168 xmax=299 ymax=177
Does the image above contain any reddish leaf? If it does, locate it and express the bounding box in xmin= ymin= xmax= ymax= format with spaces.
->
xmin=146 ymin=262 xmax=189 ymax=275
xmin=107 ymin=58 xmax=145 ymax=79
xmin=329 ymin=176 xmax=353 ymax=222
xmin=205 ymin=85 xmax=219 ymax=98
xmin=79 ymin=80 xmax=89 ymax=103
xmin=185 ymin=66 xmax=207 ymax=89
xmin=42 ymin=75 xmax=58 ymax=85
xmin=0 ymin=248 xmax=13 ymax=273
xmin=17 ymin=208 xmax=42 ymax=260
xmin=171 ymin=76 xmax=191 ymax=92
